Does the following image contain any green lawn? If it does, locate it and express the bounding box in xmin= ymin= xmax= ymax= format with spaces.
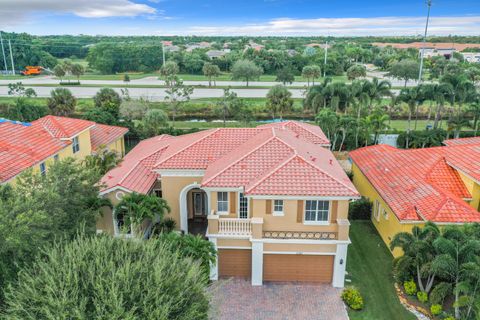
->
xmin=346 ymin=221 xmax=415 ymax=320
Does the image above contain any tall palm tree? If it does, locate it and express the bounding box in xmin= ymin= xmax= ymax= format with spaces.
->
xmin=467 ymin=97 xmax=480 ymax=136
xmin=391 ymin=222 xmax=440 ymax=293
xmin=366 ymin=109 xmax=390 ymax=145
xmin=366 ymin=77 xmax=392 ymax=112
xmin=303 ymin=77 xmax=332 ymax=114
xmin=398 ymin=87 xmax=424 ymax=148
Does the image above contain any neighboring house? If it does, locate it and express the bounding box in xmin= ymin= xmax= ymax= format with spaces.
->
xmin=461 ymin=52 xmax=480 ymax=63
xmin=0 ymin=115 xmax=128 ymax=184
xmin=163 ymin=45 xmax=180 ymax=52
xmin=206 ymin=50 xmax=229 ymax=59
xmin=350 ymin=139 xmax=480 ymax=257
xmin=98 ymin=121 xmax=358 ymax=287
xmin=186 ymin=42 xmax=212 ymax=52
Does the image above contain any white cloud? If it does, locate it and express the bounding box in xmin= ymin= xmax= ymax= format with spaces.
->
xmin=0 ymin=0 xmax=156 ymax=27
xmin=186 ymin=16 xmax=480 ymax=36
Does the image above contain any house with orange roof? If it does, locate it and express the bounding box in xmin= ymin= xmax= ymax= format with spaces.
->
xmin=97 ymin=121 xmax=359 ymax=287
xmin=0 ymin=115 xmax=128 ymax=184
xmin=350 ymin=138 xmax=480 ymax=257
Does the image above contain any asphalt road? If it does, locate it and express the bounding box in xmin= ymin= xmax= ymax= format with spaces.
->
xmin=0 ymin=85 xmax=307 ymax=99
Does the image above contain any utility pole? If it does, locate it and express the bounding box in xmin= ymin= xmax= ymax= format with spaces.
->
xmin=162 ymin=42 xmax=166 ymax=67
xmin=418 ymin=0 xmax=432 ymax=84
xmin=8 ymin=39 xmax=15 ymax=75
xmin=0 ymin=32 xmax=8 ymax=74
xmin=323 ymin=40 xmax=328 ymax=78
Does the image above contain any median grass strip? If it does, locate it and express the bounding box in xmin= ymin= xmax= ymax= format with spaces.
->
xmin=346 ymin=221 xmax=415 ymax=320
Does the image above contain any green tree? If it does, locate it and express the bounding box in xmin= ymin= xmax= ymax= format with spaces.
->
xmin=94 ymin=88 xmax=122 ymax=118
xmin=398 ymin=86 xmax=424 ymax=147
xmin=366 ymin=109 xmax=390 ymax=144
xmin=160 ymin=60 xmax=179 ymax=78
xmin=0 ymin=159 xmax=106 ymax=302
xmin=202 ymin=62 xmax=221 ymax=87
xmin=388 ymin=60 xmax=420 ymax=87
xmin=266 ymin=85 xmax=293 ymax=120
xmin=276 ymin=66 xmax=295 ymax=85
xmin=346 ymin=64 xmax=367 ymax=80
xmin=53 ymin=63 xmax=66 ymax=83
xmin=231 ymin=59 xmax=263 ymax=87
xmin=2 ymin=235 xmax=210 ymax=319
xmin=302 ymin=65 xmax=321 ymax=86
xmin=47 ymin=87 xmax=76 ymax=116
xmin=123 ymin=73 xmax=130 ymax=84
xmin=83 ymin=146 xmax=121 ymax=175
xmin=138 ymin=109 xmax=169 ymax=138
xmin=115 ymin=192 xmax=171 ymax=237
xmin=119 ymin=99 xmax=148 ymax=121
xmin=216 ymin=87 xmax=238 ymax=127
xmin=391 ymin=222 xmax=440 ymax=293
xmin=70 ymin=63 xmax=84 ymax=82
xmin=432 ymin=226 xmax=480 ymax=319
xmin=315 ymin=109 xmax=339 ymax=148
xmin=164 ymin=76 xmax=193 ymax=125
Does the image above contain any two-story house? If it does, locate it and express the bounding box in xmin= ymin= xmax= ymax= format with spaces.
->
xmin=98 ymin=121 xmax=359 ymax=287
xmin=0 ymin=115 xmax=128 ymax=184
xmin=350 ymin=137 xmax=480 ymax=257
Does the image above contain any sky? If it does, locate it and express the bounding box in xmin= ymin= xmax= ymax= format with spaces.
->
xmin=0 ymin=0 xmax=480 ymax=36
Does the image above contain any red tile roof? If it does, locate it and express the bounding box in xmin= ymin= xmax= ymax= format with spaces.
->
xmin=32 ymin=115 xmax=95 ymax=139
xmin=444 ymin=136 xmax=480 ymax=146
xmin=0 ymin=120 xmax=68 ymax=182
xmin=90 ymin=123 xmax=129 ymax=151
xmin=0 ymin=116 xmax=128 ymax=183
xmin=101 ymin=122 xmax=357 ymax=198
xmin=258 ymin=121 xmax=330 ymax=146
xmin=350 ymin=144 xmax=480 ymax=223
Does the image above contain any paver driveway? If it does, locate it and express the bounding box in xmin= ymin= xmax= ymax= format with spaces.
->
xmin=209 ymin=279 xmax=349 ymax=320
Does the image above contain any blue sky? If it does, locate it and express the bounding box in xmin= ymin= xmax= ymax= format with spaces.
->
xmin=1 ymin=0 xmax=480 ymax=36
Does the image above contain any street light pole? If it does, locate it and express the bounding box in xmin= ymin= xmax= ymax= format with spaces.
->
xmin=323 ymin=40 xmax=328 ymax=78
xmin=0 ymin=31 xmax=8 ymax=73
xmin=8 ymin=39 xmax=15 ymax=75
xmin=418 ymin=0 xmax=432 ymax=84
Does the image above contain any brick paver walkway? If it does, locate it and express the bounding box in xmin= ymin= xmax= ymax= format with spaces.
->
xmin=209 ymin=279 xmax=349 ymax=320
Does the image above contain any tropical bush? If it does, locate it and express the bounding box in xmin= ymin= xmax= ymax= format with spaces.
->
xmin=430 ymin=304 xmax=442 ymax=316
xmin=404 ymin=279 xmax=417 ymax=295
xmin=2 ymin=235 xmax=210 ymax=319
xmin=417 ymin=291 xmax=428 ymax=303
xmin=348 ymin=197 xmax=372 ymax=220
xmin=341 ymin=287 xmax=364 ymax=310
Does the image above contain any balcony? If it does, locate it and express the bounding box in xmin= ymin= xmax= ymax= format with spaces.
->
xmin=218 ymin=218 xmax=252 ymax=236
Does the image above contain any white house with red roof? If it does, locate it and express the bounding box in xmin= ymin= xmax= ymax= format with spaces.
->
xmin=0 ymin=115 xmax=128 ymax=184
xmin=98 ymin=121 xmax=359 ymax=287
xmin=350 ymin=138 xmax=480 ymax=257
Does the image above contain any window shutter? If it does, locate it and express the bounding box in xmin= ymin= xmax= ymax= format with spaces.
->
xmin=297 ymin=200 xmax=304 ymax=223
xmin=266 ymin=200 xmax=272 ymax=214
xmin=330 ymin=201 xmax=338 ymax=223
xmin=229 ymin=192 xmax=236 ymax=213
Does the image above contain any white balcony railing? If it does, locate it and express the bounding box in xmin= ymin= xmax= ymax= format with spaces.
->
xmin=218 ymin=218 xmax=252 ymax=236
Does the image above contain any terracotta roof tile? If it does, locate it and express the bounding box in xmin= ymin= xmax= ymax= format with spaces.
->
xmin=32 ymin=115 xmax=94 ymax=139
xmin=350 ymin=144 xmax=480 ymax=223
xmin=258 ymin=121 xmax=330 ymax=146
xmin=90 ymin=123 xmax=129 ymax=151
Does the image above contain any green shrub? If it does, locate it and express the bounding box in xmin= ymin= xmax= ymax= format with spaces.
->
xmin=404 ymin=279 xmax=417 ymax=295
xmin=417 ymin=291 xmax=428 ymax=303
xmin=430 ymin=282 xmax=452 ymax=305
xmin=348 ymin=197 xmax=373 ymax=220
xmin=341 ymin=287 xmax=364 ymax=310
xmin=443 ymin=316 xmax=454 ymax=320
xmin=430 ymin=304 xmax=442 ymax=316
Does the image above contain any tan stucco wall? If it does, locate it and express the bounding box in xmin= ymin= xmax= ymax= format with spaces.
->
xmin=104 ymin=136 xmax=126 ymax=157
xmin=458 ymin=171 xmax=480 ymax=211
xmin=263 ymin=243 xmax=337 ymax=253
xmin=217 ymin=239 xmax=252 ymax=247
xmin=162 ymin=176 xmax=204 ymax=229
xmin=96 ymin=189 xmax=124 ymax=235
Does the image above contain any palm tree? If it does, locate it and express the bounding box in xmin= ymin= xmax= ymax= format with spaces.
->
xmin=303 ymin=77 xmax=332 ymax=114
xmin=391 ymin=222 xmax=440 ymax=293
xmin=366 ymin=109 xmax=390 ymax=144
xmin=432 ymin=227 xmax=480 ymax=319
xmin=398 ymin=87 xmax=424 ymax=148
xmin=115 ymin=192 xmax=171 ymax=237
xmin=467 ymin=98 xmax=480 ymax=136
xmin=367 ymin=77 xmax=392 ymax=111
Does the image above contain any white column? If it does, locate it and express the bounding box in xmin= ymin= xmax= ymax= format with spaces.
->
xmin=333 ymin=243 xmax=348 ymax=288
xmin=251 ymin=241 xmax=263 ymax=286
xmin=209 ymin=237 xmax=218 ymax=281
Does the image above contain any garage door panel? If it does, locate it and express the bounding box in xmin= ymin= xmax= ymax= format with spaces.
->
xmin=218 ymin=249 xmax=251 ymax=278
xmin=263 ymin=254 xmax=334 ymax=283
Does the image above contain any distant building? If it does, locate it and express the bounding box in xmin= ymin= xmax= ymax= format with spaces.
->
xmin=186 ymin=42 xmax=212 ymax=52
xmin=461 ymin=52 xmax=480 ymax=63
xmin=286 ymin=49 xmax=297 ymax=57
xmin=206 ymin=49 xmax=229 ymax=59
xmin=163 ymin=45 xmax=180 ymax=52
xmin=161 ymin=40 xmax=173 ymax=47
xmin=372 ymin=41 xmax=480 ymax=52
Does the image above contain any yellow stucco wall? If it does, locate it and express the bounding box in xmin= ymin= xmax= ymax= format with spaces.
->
xmin=351 ymin=163 xmax=420 ymax=257
xmin=103 ymin=137 xmax=126 ymax=157
xmin=458 ymin=171 xmax=480 ymax=211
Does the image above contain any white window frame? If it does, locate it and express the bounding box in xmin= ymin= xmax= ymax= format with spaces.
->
xmin=238 ymin=192 xmax=249 ymax=219
xmin=39 ymin=162 xmax=47 ymax=176
xmin=373 ymin=200 xmax=380 ymax=222
xmin=72 ymin=136 xmax=80 ymax=154
xmin=217 ymin=191 xmax=229 ymax=215
xmin=113 ymin=209 xmax=133 ymax=238
xmin=273 ymin=199 xmax=284 ymax=216
xmin=303 ymin=200 xmax=330 ymax=225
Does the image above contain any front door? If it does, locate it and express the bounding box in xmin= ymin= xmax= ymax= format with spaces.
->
xmin=193 ymin=191 xmax=206 ymax=217
xmin=239 ymin=193 xmax=248 ymax=219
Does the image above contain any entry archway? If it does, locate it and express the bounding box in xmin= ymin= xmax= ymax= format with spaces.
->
xmin=179 ymin=183 xmax=210 ymax=233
